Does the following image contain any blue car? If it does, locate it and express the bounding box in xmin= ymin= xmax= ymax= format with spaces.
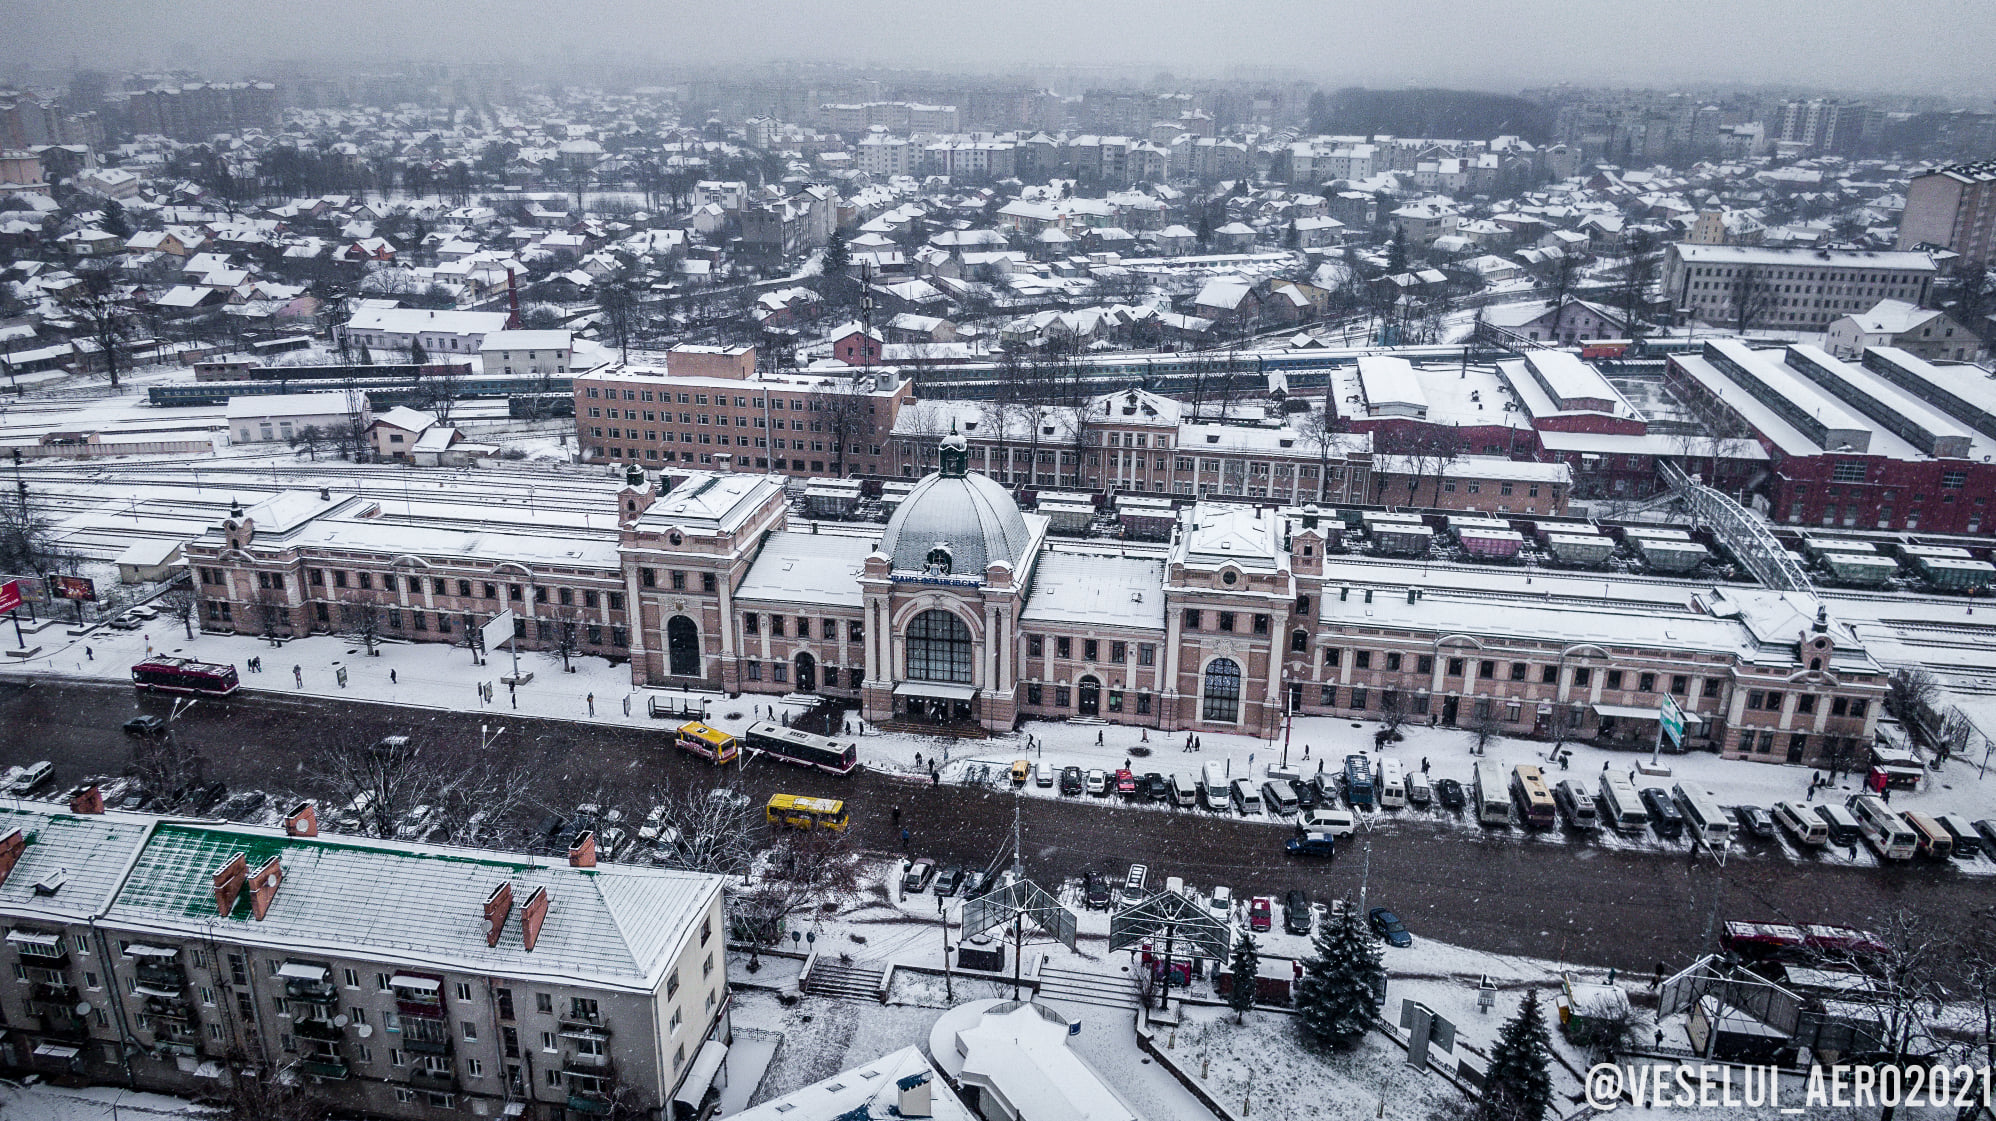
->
xmin=1369 ymin=907 xmax=1412 ymax=947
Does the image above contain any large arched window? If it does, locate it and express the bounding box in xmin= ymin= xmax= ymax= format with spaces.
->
xmin=905 ymin=610 xmax=973 ymax=685
xmin=666 ymin=615 xmax=700 ymax=677
xmin=1202 ymin=657 xmax=1242 ymax=723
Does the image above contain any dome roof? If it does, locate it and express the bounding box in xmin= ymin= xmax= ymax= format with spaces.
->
xmin=880 ymin=435 xmax=1031 ymax=578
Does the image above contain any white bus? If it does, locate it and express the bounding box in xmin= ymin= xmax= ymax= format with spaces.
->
xmin=1671 ymin=784 xmax=1734 ymax=850
xmin=1376 ymin=759 xmax=1406 ymax=809
xmin=1510 ymin=765 xmax=1556 ymax=830
xmin=1848 ymin=795 xmax=1916 ymax=861
xmin=1596 ymin=774 xmax=1650 ymax=833
xmin=1471 ymin=761 xmax=1512 ymax=826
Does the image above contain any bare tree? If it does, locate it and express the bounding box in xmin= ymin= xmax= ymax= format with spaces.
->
xmin=220 ymin=1071 xmax=333 ymax=1121
xmin=1374 ymin=424 xmax=1466 ymax=508
xmin=76 ymin=268 xmax=133 ymax=390
xmin=637 ymin=780 xmax=760 ymax=880
xmin=1535 ymin=251 xmax=1580 ymax=320
xmin=338 ymin=599 xmax=384 ymax=656
xmin=338 ymin=381 xmax=372 ymax=461
xmin=545 ymin=605 xmax=583 ymax=673
xmin=412 ymin=364 xmax=464 ymax=426
xmin=288 ymin=424 xmax=330 ymax=462
xmin=130 ymin=720 xmax=207 ymax=810
xmin=1297 ymin=403 xmax=1348 ymax=504
xmin=733 ymin=826 xmax=867 ymax=943
xmin=158 ymin=580 xmax=198 ymax=641
xmin=1468 ymin=705 xmax=1504 ymax=755
xmin=1884 ymin=667 xmax=1938 ymax=730
xmin=308 ymin=726 xmax=549 ymax=844
xmin=1377 ymin=689 xmax=1413 ymax=744
xmin=812 ymin=373 xmax=874 ymax=478
xmin=1726 ymin=265 xmax=1776 ymax=335
xmin=0 ymin=486 xmax=75 ymax=582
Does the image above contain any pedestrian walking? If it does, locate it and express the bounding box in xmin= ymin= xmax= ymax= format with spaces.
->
xmin=900 ymin=828 xmax=911 ymax=851
xmin=83 ymin=646 xmax=92 ymax=661
xmin=1124 ymin=756 xmax=1131 ymax=770
xmin=931 ymin=771 xmax=940 ymax=786
xmin=144 ymin=636 xmax=153 ymax=656
xmin=892 ymin=805 xmax=902 ymax=825
xmin=1881 ymin=786 xmax=1891 ymax=803
xmin=1421 ymin=757 xmax=1430 ymax=774
xmin=915 ymin=751 xmax=924 ymax=769
xmin=587 ymin=693 xmax=595 ymax=716
xmin=293 ymin=665 xmax=303 ymax=687
xmin=1302 ymin=743 xmax=1309 ymax=759
xmin=1193 ymin=736 xmax=1201 ymax=751
xmin=390 ymin=669 xmax=397 ymax=684
xmin=1097 ymin=731 xmax=1105 ymax=746
xmin=1141 ymin=729 xmax=1149 ymax=743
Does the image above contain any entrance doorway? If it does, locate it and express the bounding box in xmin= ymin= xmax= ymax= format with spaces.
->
xmin=1077 ymin=675 xmax=1101 ymax=717
xmin=666 ymin=616 xmax=700 ymax=677
xmin=795 ymin=652 xmax=816 ymax=693
xmin=1441 ymin=695 xmax=1460 ymax=726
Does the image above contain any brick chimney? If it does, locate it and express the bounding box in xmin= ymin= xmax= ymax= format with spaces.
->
xmin=0 ymin=828 xmax=25 ymax=887
xmin=211 ymin=852 xmax=249 ymax=916
xmin=483 ymin=882 xmax=514 ymax=947
xmin=567 ymin=831 xmax=597 ymax=868
xmin=284 ymin=801 xmax=318 ymax=837
xmin=248 ymin=856 xmax=284 ymax=920
xmin=520 ymin=886 xmax=550 ymax=951
xmin=68 ymin=785 xmax=104 ymax=815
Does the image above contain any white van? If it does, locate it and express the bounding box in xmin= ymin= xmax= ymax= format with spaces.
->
xmin=1553 ymin=780 xmax=1599 ymax=830
xmin=1201 ymin=761 xmax=1231 ymax=811
xmin=1165 ymin=875 xmax=1185 ymax=898
xmin=1404 ymin=770 xmax=1433 ymax=807
xmin=1169 ymin=772 xmax=1199 ymax=808
xmin=1772 ymin=801 xmax=1828 ymax=847
xmin=1230 ymin=778 xmax=1264 ymax=817
xmin=1376 ymin=759 xmax=1406 ymax=809
xmin=1596 ymin=773 xmax=1649 ymax=833
xmin=1671 ymin=784 xmax=1734 ymax=849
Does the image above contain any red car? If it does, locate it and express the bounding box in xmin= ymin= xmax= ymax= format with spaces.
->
xmin=1114 ymin=769 xmax=1138 ymax=797
xmin=1248 ymin=895 xmax=1273 ymax=932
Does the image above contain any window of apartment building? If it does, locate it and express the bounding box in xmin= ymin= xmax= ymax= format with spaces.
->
xmin=1354 ymin=650 xmax=1371 ymax=670
xmin=1508 ymin=662 xmax=1527 ymax=682
xmin=1252 ymin=614 xmax=1270 ymax=635
xmin=1638 ymin=672 xmax=1655 ymax=693
xmin=1056 ymin=636 xmax=1072 ymax=659
xmin=671 ymin=570 xmax=686 ymax=591
xmin=1671 ymin=675 xmax=1689 ymax=695
xmin=462 ymin=1021 xmax=478 ymax=1042
xmin=1026 ymin=683 xmax=1043 ymax=706
xmin=1323 ymin=647 xmax=1340 ymax=667
xmin=1572 ymin=668 xmax=1591 ymax=688
xmin=1606 ymin=670 xmax=1624 ymax=690
xmin=1479 ymin=660 xmax=1496 ymax=679
xmin=1796 ymin=695 xmax=1816 ymax=715
xmin=1704 ymin=678 xmax=1722 ymax=698
xmin=1138 ymin=643 xmax=1156 ymax=666
xmin=1291 ymin=629 xmax=1310 ymax=653
xmin=1385 ymin=652 xmax=1402 ymax=672
xmin=535 ymin=992 xmax=553 ymax=1015
xmin=669 ymin=1009 xmax=682 ymax=1035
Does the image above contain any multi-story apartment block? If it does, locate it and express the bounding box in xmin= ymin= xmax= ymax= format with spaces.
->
xmin=1896 ymin=160 xmax=1996 ymax=268
xmin=1662 ymin=245 xmax=1937 ymax=331
xmin=0 ymin=798 xmax=730 ymax=1121
xmin=574 ymin=357 xmax=912 ymax=478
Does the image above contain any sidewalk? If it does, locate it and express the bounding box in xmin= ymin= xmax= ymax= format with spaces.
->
xmin=3 ymin=620 xmax=812 ymax=740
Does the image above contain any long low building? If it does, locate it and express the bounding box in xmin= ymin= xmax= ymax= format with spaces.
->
xmin=187 ymin=441 xmax=1884 ymax=763
xmin=0 ymin=795 xmax=730 ymax=1121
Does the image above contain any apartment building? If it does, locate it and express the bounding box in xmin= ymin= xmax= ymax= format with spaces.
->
xmin=574 ymin=359 xmax=913 ymax=479
xmin=0 ymin=797 xmax=730 ymax=1121
xmin=1662 ymin=245 xmax=1937 ymax=331
xmin=1896 ymin=160 xmax=1996 ymax=268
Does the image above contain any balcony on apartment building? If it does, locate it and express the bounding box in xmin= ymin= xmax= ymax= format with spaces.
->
xmin=391 ymin=973 xmax=447 ymax=1019
xmin=279 ymin=961 xmax=338 ymax=1003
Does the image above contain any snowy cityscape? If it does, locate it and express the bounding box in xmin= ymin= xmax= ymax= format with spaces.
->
xmin=5 ymin=3 xmax=1996 ymax=1120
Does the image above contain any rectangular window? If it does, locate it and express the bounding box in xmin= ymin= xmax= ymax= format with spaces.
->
xmin=1083 ymin=639 xmax=1098 ymax=661
xmin=1138 ymin=643 xmax=1155 ymax=666
xmin=1509 ymin=662 xmax=1527 ymax=682
xmin=1217 ymin=611 xmax=1236 ymax=632
xmin=1606 ymin=670 xmax=1624 ymax=690
xmin=1354 ymin=650 xmax=1371 ymax=670
xmin=1182 ymin=609 xmax=1201 ymax=630
xmin=1029 ymin=635 xmax=1044 ymax=658
xmin=1056 ymin=636 xmax=1072 ymax=659
xmin=1572 ymin=668 xmax=1591 ymax=688
xmin=1385 ymin=652 xmax=1402 ymax=672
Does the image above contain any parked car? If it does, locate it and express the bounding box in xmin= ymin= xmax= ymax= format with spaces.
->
xmin=902 ymin=858 xmax=936 ymax=894
xmin=122 ymin=605 xmax=158 ymax=620
xmin=1434 ymin=778 xmax=1466 ymax=811
xmin=1641 ymin=787 xmax=1685 ymax=840
xmin=122 ymin=715 xmax=168 ymax=736
xmin=1114 ymin=768 xmax=1139 ymax=798
xmin=219 ymin=790 xmax=266 ymax=821
xmin=1142 ymin=772 xmax=1170 ymax=801
xmin=935 ymin=866 xmax=965 ymax=897
xmin=595 ymin=826 xmax=630 ymax=860
xmin=1262 ymin=779 xmax=1301 ymax=816
xmin=1083 ymin=871 xmax=1111 ymax=910
xmin=1292 ymin=779 xmax=1319 ymax=811
xmin=1368 ymin=907 xmax=1413 ymax=948
xmin=106 ymin=614 xmax=144 ymax=630
xmin=1735 ymin=804 xmax=1776 ymax=841
xmin=1208 ymin=885 xmax=1233 ymax=923
xmin=1085 ymin=769 xmax=1109 ymax=796
xmin=1285 ymin=831 xmax=1337 ymax=857
xmin=1283 ymin=890 xmax=1313 ymax=935
xmin=1035 ymin=762 xmax=1056 ymax=788
xmin=1010 ymin=760 xmax=1030 ymax=787
xmin=1060 ymin=766 xmax=1084 ymax=796
xmin=1248 ymin=896 xmax=1273 ymax=933
xmin=962 ymin=869 xmax=990 ymax=898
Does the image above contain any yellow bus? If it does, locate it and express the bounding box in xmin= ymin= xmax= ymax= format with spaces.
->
xmin=765 ymin=794 xmax=849 ymax=832
xmin=675 ymin=721 xmax=739 ymax=765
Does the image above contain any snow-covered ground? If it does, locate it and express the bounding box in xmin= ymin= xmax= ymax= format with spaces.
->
xmin=0 ymin=1082 xmax=221 ymax=1121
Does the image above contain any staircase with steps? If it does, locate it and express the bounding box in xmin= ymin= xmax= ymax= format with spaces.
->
xmin=1032 ymin=965 xmax=1140 ymax=1010
xmin=874 ymin=720 xmax=987 ymax=740
xmin=805 ymin=959 xmax=886 ymax=1001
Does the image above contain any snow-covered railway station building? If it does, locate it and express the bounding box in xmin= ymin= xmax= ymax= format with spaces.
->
xmin=188 ymin=435 xmax=1884 ymax=762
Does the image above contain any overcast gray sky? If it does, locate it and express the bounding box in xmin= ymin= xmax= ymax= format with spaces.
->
xmin=9 ymin=0 xmax=1994 ymax=99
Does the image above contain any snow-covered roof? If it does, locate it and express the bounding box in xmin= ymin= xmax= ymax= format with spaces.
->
xmin=344 ymin=307 xmax=510 ymax=336
xmin=100 ymin=818 xmax=720 ymax=992
xmin=1833 ymin=298 xmax=1942 ymax=336
xmin=1021 ymin=553 xmax=1165 ymax=630
xmin=730 ymin=1045 xmax=971 ymax=1121
xmin=224 ymin=392 xmax=352 ymax=421
xmin=371 ymin=405 xmax=439 ymax=434
xmin=480 ymin=329 xmax=572 ymax=352
xmin=734 ymin=531 xmax=875 ymax=610
xmin=0 ymin=805 xmax=154 ymax=923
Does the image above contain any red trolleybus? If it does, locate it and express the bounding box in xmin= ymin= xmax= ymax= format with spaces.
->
xmin=131 ymin=656 xmax=240 ymax=696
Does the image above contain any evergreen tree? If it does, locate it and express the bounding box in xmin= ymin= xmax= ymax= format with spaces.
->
xmin=359 ymin=345 xmax=374 ymax=366
xmin=1479 ymin=989 xmax=1554 ymax=1121
xmin=1228 ymin=933 xmax=1260 ymax=1024
xmin=820 ymin=228 xmax=850 ymax=280
xmin=409 ymin=338 xmax=428 ymax=367
xmin=1387 ymin=226 xmax=1409 ymax=273
xmin=1294 ymin=901 xmax=1383 ymax=1049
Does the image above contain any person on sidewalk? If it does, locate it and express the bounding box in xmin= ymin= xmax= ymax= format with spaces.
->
xmin=892 ymin=805 xmax=902 ymax=826
xmin=900 ymin=828 xmax=911 ymax=851
xmin=390 ymin=669 xmax=397 ymax=684
xmin=84 ymin=647 xmax=92 ymax=661
xmin=587 ymin=693 xmax=595 ymax=716
xmin=293 ymin=665 xmax=303 ymax=687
